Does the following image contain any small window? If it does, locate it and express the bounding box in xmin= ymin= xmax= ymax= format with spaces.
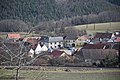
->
xmin=50 ymin=43 xmax=52 ymax=44
xmin=55 ymin=42 xmax=56 ymax=44
xmin=51 ymin=46 xmax=53 ymax=49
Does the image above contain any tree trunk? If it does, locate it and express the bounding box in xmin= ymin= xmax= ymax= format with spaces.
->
xmin=15 ymin=67 xmax=21 ymax=80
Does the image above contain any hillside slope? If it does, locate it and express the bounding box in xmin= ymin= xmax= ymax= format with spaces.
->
xmin=0 ymin=0 xmax=120 ymax=24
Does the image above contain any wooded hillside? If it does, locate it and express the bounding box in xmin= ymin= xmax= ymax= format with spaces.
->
xmin=0 ymin=0 xmax=120 ymax=24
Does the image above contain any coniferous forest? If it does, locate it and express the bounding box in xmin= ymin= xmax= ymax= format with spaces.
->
xmin=0 ymin=0 xmax=120 ymax=32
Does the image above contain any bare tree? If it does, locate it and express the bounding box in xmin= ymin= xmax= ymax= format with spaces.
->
xmin=0 ymin=27 xmax=47 ymax=80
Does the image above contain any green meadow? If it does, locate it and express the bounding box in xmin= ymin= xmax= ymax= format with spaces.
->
xmin=73 ymin=22 xmax=120 ymax=34
xmin=0 ymin=68 xmax=120 ymax=80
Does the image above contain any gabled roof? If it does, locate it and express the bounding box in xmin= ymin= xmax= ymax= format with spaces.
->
xmin=40 ymin=36 xmax=63 ymax=42
xmin=78 ymin=35 xmax=89 ymax=41
xmin=49 ymin=37 xmax=63 ymax=42
xmin=35 ymin=44 xmax=42 ymax=54
xmin=94 ymin=33 xmax=112 ymax=39
xmin=112 ymin=43 xmax=120 ymax=50
xmin=82 ymin=44 xmax=111 ymax=49
xmin=82 ymin=49 xmax=117 ymax=60
xmin=41 ymin=45 xmax=48 ymax=51
xmin=64 ymin=36 xmax=77 ymax=40
xmin=33 ymin=44 xmax=48 ymax=54
xmin=50 ymin=50 xmax=65 ymax=58
xmin=28 ymin=48 xmax=34 ymax=57
xmin=24 ymin=38 xmax=38 ymax=45
xmin=7 ymin=34 xmax=21 ymax=39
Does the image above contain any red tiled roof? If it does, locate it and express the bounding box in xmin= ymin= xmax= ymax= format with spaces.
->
xmin=50 ymin=50 xmax=64 ymax=58
xmin=78 ymin=35 xmax=88 ymax=41
xmin=116 ymin=37 xmax=120 ymax=42
xmin=7 ymin=34 xmax=21 ymax=39
xmin=26 ymin=38 xmax=38 ymax=44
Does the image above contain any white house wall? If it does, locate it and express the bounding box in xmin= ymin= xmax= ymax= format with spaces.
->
xmin=46 ymin=42 xmax=63 ymax=49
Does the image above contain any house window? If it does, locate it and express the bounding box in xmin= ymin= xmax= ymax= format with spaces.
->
xmin=55 ymin=46 xmax=56 ymax=48
xmin=69 ymin=40 xmax=71 ymax=42
xmin=58 ymin=45 xmax=61 ymax=48
xmin=55 ymin=42 xmax=56 ymax=44
xmin=73 ymin=40 xmax=75 ymax=42
xmin=50 ymin=42 xmax=52 ymax=45
xmin=50 ymin=46 xmax=53 ymax=49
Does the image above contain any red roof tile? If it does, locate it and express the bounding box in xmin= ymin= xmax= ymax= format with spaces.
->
xmin=7 ymin=34 xmax=21 ymax=39
xmin=50 ymin=50 xmax=64 ymax=58
xmin=116 ymin=37 xmax=120 ymax=42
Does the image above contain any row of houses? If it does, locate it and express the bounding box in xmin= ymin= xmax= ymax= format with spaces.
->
xmin=0 ymin=31 xmax=120 ymax=66
xmin=5 ymin=31 xmax=120 ymax=47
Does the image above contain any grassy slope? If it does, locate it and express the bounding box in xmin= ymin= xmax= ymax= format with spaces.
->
xmin=0 ymin=69 xmax=120 ymax=80
xmin=0 ymin=22 xmax=120 ymax=39
xmin=73 ymin=22 xmax=120 ymax=34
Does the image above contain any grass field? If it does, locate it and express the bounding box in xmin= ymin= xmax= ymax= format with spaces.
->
xmin=0 ymin=68 xmax=120 ymax=80
xmin=73 ymin=22 xmax=120 ymax=34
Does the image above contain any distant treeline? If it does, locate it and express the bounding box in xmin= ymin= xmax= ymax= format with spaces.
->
xmin=0 ymin=10 xmax=120 ymax=32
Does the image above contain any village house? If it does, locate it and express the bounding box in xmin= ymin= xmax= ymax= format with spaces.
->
xmin=116 ymin=37 xmax=120 ymax=42
xmin=114 ymin=31 xmax=120 ymax=42
xmin=60 ymin=49 xmax=73 ymax=56
xmin=40 ymin=36 xmax=64 ymax=49
xmin=93 ymin=32 xmax=112 ymax=43
xmin=33 ymin=54 xmax=52 ymax=66
xmin=23 ymin=37 xmax=39 ymax=48
xmin=50 ymin=50 xmax=67 ymax=58
xmin=76 ymin=34 xmax=93 ymax=46
xmin=82 ymin=43 xmax=111 ymax=49
xmin=76 ymin=43 xmax=119 ymax=66
xmin=64 ymin=36 xmax=77 ymax=48
xmin=6 ymin=33 xmax=21 ymax=42
xmin=81 ymin=49 xmax=118 ymax=65
xmin=28 ymin=43 xmax=48 ymax=57
xmin=28 ymin=48 xmax=34 ymax=58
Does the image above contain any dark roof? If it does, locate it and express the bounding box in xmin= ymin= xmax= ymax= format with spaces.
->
xmin=50 ymin=50 xmax=64 ymax=58
xmin=40 ymin=36 xmax=63 ymax=42
xmin=64 ymin=36 xmax=77 ymax=40
xmin=112 ymin=43 xmax=120 ymax=50
xmin=82 ymin=49 xmax=118 ymax=60
xmin=82 ymin=44 xmax=111 ymax=49
xmin=40 ymin=36 xmax=49 ymax=42
xmin=94 ymin=33 xmax=112 ymax=39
